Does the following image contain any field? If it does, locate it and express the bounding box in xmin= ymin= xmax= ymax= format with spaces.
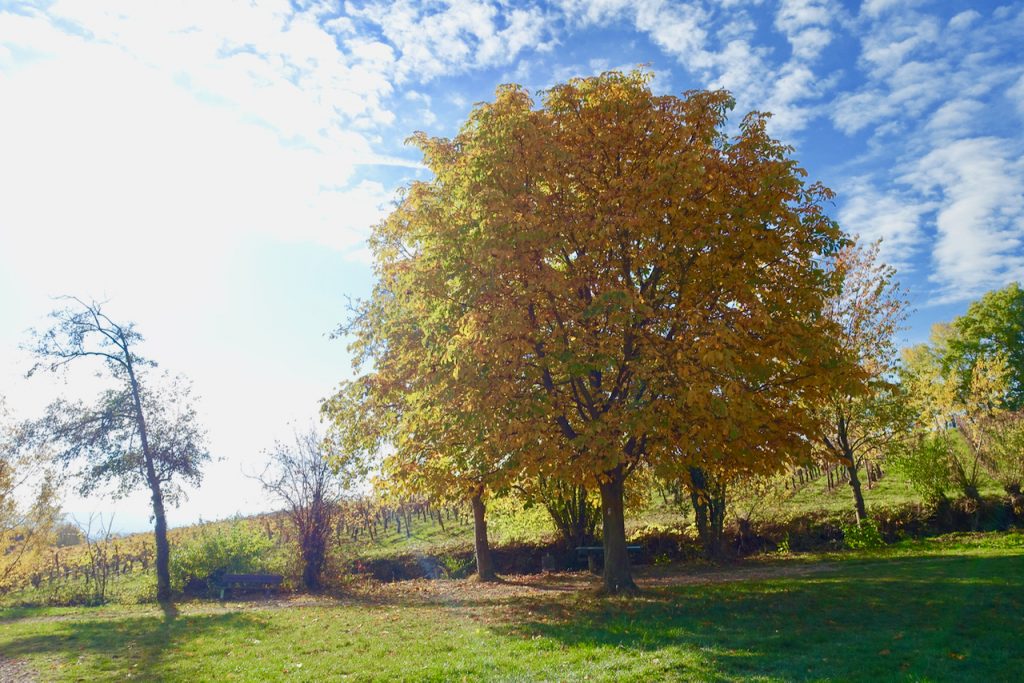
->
xmin=2 ymin=532 xmax=1022 ymax=682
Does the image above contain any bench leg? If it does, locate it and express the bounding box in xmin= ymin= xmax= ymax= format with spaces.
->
xmin=587 ymin=554 xmax=600 ymax=574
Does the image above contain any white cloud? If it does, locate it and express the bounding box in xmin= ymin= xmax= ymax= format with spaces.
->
xmin=0 ymin=4 xmax=418 ymax=268
xmin=604 ymin=0 xmax=838 ymax=136
xmin=345 ymin=0 xmax=553 ymax=83
xmin=902 ymin=138 xmax=1024 ymax=300
xmin=554 ymin=0 xmax=633 ymax=26
xmin=925 ymin=98 xmax=984 ymax=134
xmin=1009 ymin=74 xmax=1024 ymax=118
xmin=830 ymin=3 xmax=1024 ymax=303
xmin=833 ymin=5 xmax=1022 ymax=138
xmin=859 ymin=0 xmax=923 ymax=19
xmin=775 ymin=0 xmax=834 ymax=60
xmin=948 ymin=10 xmax=981 ymax=31
xmin=838 ymin=177 xmax=931 ymax=269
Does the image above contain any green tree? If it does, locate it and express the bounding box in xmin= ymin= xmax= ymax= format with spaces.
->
xmin=978 ymin=410 xmax=1024 ymax=515
xmin=22 ymin=299 xmax=209 ymax=603
xmin=901 ymin=337 xmax=1011 ymax=505
xmin=945 ymin=282 xmax=1024 ymax=409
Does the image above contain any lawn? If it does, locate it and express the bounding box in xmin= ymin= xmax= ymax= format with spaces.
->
xmin=1 ymin=532 xmax=1021 ymax=682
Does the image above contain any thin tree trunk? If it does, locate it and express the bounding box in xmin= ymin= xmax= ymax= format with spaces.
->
xmin=837 ymin=415 xmax=868 ymax=524
xmin=846 ymin=460 xmax=868 ymax=523
xmin=470 ymin=490 xmax=497 ymax=582
xmin=124 ymin=356 xmax=172 ymax=604
xmin=689 ymin=466 xmax=727 ymax=559
xmin=598 ymin=465 xmax=637 ymax=594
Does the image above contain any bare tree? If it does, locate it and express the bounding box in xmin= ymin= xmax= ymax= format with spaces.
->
xmin=257 ymin=428 xmax=353 ymax=590
xmin=22 ymin=297 xmax=209 ymax=603
xmin=75 ymin=513 xmax=115 ymax=605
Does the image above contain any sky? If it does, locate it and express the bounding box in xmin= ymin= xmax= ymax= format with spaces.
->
xmin=1 ymin=0 xmax=1022 ymax=533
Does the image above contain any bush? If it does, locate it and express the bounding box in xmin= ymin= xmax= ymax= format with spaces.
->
xmin=439 ymin=554 xmax=474 ymax=579
xmin=170 ymin=521 xmax=284 ymax=594
xmin=888 ymin=433 xmax=955 ymax=503
xmin=841 ymin=519 xmax=885 ymax=550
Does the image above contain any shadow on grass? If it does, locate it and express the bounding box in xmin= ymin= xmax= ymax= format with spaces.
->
xmin=489 ymin=553 xmax=1024 ymax=681
xmin=0 ymin=610 xmax=265 ymax=682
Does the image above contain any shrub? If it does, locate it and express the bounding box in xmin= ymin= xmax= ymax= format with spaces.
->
xmin=841 ymin=519 xmax=885 ymax=550
xmin=170 ymin=521 xmax=284 ymax=594
xmin=439 ymin=554 xmax=474 ymax=579
xmin=776 ymin=534 xmax=791 ymax=554
xmin=888 ymin=432 xmax=955 ymax=503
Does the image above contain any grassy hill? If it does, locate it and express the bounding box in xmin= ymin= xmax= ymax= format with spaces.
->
xmin=0 ymin=465 xmax=1011 ymax=609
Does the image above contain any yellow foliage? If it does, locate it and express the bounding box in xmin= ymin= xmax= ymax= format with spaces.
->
xmin=326 ymin=70 xmax=850 ymax=550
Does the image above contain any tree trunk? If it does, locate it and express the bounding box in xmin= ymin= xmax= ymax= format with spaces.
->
xmin=470 ymin=490 xmax=497 ymax=582
xmin=846 ymin=460 xmax=868 ymax=523
xmin=1006 ymin=484 xmax=1024 ymax=520
xmin=689 ymin=467 xmax=727 ymax=560
xmin=598 ymin=466 xmax=637 ymax=594
xmin=125 ymin=357 xmax=172 ymax=603
xmin=149 ymin=480 xmax=172 ymax=603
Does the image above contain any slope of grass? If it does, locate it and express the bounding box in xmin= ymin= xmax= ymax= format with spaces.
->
xmin=770 ymin=467 xmax=1005 ymax=521
xmin=1 ymin=532 xmax=1021 ymax=682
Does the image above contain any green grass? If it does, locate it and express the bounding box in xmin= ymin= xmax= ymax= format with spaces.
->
xmin=2 ymin=532 xmax=1021 ymax=682
xmin=341 ymin=498 xmax=556 ymax=561
xmin=345 ymin=469 xmax=941 ymax=561
xmin=770 ymin=467 xmax=1006 ymax=522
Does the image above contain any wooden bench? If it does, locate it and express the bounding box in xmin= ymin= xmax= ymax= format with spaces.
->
xmin=219 ymin=573 xmax=283 ymax=600
xmin=576 ymin=545 xmax=643 ymax=573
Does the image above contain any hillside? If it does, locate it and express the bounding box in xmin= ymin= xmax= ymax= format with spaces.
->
xmin=1 ymin=465 xmax=1011 ymax=609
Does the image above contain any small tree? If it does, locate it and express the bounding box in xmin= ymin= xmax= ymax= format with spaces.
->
xmin=1 ymin=399 xmax=60 ymax=591
xmin=75 ymin=513 xmax=115 ymax=605
xmin=324 ymin=370 xmax=507 ymax=583
xmin=23 ymin=298 xmax=209 ymax=603
xmin=889 ymin=431 xmax=955 ymax=505
xmin=902 ymin=342 xmax=1011 ymax=506
xmin=979 ymin=410 xmax=1024 ymax=515
xmin=257 ymin=428 xmax=356 ymax=590
xmin=814 ymin=240 xmax=911 ymax=522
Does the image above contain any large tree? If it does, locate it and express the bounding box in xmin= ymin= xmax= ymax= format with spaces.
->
xmin=23 ymin=298 xmax=209 ymax=603
xmin=814 ymin=240 xmax=911 ymax=522
xmin=339 ymin=72 xmax=847 ymax=593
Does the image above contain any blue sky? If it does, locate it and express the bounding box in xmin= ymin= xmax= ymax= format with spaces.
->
xmin=1 ymin=0 xmax=1022 ymax=531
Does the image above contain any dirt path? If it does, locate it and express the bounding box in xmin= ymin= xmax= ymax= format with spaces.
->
xmin=1 ymin=558 xmax=842 ymax=627
xmin=0 ymin=655 xmax=36 ymax=682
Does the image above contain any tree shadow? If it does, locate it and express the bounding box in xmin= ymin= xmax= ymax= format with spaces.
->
xmin=487 ymin=553 xmax=1024 ymax=681
xmin=159 ymin=600 xmax=180 ymax=622
xmin=1 ymin=611 xmax=266 ymax=682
